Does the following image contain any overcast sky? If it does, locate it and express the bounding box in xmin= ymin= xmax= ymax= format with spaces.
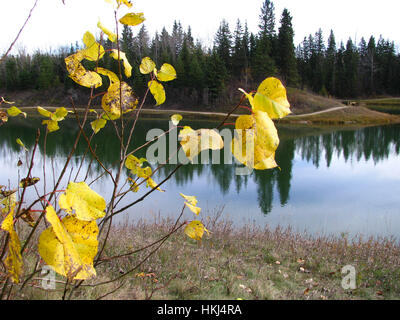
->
xmin=1 ymin=0 xmax=399 ymax=55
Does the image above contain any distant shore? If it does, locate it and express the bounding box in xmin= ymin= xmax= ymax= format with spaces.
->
xmin=17 ymin=104 xmax=400 ymax=127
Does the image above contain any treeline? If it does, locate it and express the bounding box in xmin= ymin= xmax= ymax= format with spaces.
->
xmin=1 ymin=0 xmax=400 ymax=108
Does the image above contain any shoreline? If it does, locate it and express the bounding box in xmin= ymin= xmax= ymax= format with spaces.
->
xmin=16 ymin=105 xmax=400 ymax=128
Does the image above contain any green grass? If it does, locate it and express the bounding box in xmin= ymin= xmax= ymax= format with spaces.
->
xmin=5 ymin=215 xmax=400 ymax=300
xmin=360 ymin=98 xmax=400 ymax=105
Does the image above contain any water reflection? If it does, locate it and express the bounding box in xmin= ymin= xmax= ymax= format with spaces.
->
xmin=1 ymin=119 xmax=400 ymax=237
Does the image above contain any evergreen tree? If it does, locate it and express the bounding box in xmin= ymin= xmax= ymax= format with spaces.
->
xmin=214 ymin=19 xmax=232 ymax=74
xmin=277 ymin=8 xmax=298 ymax=86
xmin=325 ymin=30 xmax=337 ymax=95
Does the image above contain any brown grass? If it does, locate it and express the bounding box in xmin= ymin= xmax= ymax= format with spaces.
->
xmin=5 ymin=213 xmax=400 ymax=300
xmin=280 ymin=106 xmax=400 ymax=126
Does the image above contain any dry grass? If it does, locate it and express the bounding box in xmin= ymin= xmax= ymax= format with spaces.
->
xmin=280 ymin=106 xmax=400 ymax=126
xmin=287 ymin=88 xmax=345 ymax=114
xmin=4 ymin=213 xmax=400 ymax=300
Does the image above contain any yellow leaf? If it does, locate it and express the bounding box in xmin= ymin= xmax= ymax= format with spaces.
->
xmin=91 ymin=118 xmax=107 ymax=134
xmin=38 ymin=206 xmax=98 ymax=280
xmin=137 ymin=166 xmax=152 ymax=179
xmin=0 ymin=110 xmax=8 ymax=123
xmin=119 ymin=12 xmax=145 ymax=26
xmin=16 ymin=138 xmax=28 ymax=151
xmin=101 ymin=82 xmax=138 ymax=120
xmin=231 ymin=111 xmax=279 ymax=170
xmin=0 ymin=192 xmax=16 ymax=214
xmin=140 ymin=57 xmax=156 ymax=75
xmin=171 ymin=114 xmax=183 ymax=126
xmin=37 ymin=106 xmax=52 ymax=118
xmin=179 ymin=193 xmax=198 ymax=206
xmin=118 ymin=0 xmax=132 ymax=7
xmin=7 ymin=106 xmax=26 ymax=118
xmin=125 ymin=155 xmax=147 ymax=175
xmin=65 ymin=52 xmax=103 ymax=88
xmin=97 ymin=20 xmax=117 ymax=42
xmin=156 ymin=63 xmax=177 ymax=82
xmin=185 ymin=202 xmax=201 ymax=215
xmin=1 ymin=201 xmax=23 ymax=283
xmin=51 ymin=107 xmax=69 ymax=121
xmin=148 ymin=80 xmax=165 ymax=106
xmin=96 ymin=67 xmax=119 ymax=85
xmin=127 ymin=177 xmax=139 ymax=193
xmin=179 ymin=127 xmax=224 ymax=162
xmin=146 ymin=177 xmax=164 ymax=192
xmin=42 ymin=119 xmax=60 ymax=133
xmin=82 ymin=31 xmax=105 ymax=61
xmin=110 ymin=49 xmax=132 ymax=78
xmin=253 ymin=77 xmax=291 ymax=119
xmin=238 ymin=88 xmax=255 ymax=108
xmin=104 ymin=0 xmax=132 ymax=8
xmin=184 ymin=221 xmax=210 ymax=241
xmin=58 ymin=182 xmax=106 ymax=221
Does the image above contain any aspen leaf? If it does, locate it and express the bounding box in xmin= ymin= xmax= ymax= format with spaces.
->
xmin=91 ymin=118 xmax=107 ymax=134
xmin=253 ymin=77 xmax=291 ymax=119
xmin=19 ymin=177 xmax=40 ymax=188
xmin=125 ymin=155 xmax=147 ymax=175
xmin=102 ymin=82 xmax=138 ymax=120
xmin=140 ymin=57 xmax=156 ymax=74
xmin=20 ymin=210 xmax=37 ymax=227
xmin=7 ymin=106 xmax=26 ymax=118
xmin=37 ymin=106 xmax=52 ymax=118
xmin=185 ymin=202 xmax=201 ymax=215
xmin=65 ymin=52 xmax=102 ymax=88
xmin=179 ymin=193 xmax=198 ymax=206
xmin=119 ymin=12 xmax=145 ymax=26
xmin=97 ymin=20 xmax=117 ymax=42
xmin=42 ymin=119 xmax=60 ymax=133
xmin=96 ymin=67 xmax=119 ymax=85
xmin=82 ymin=31 xmax=105 ymax=61
xmin=184 ymin=221 xmax=210 ymax=241
xmin=148 ymin=80 xmax=165 ymax=106
xmin=0 ymin=110 xmax=8 ymax=122
xmin=38 ymin=206 xmax=98 ymax=280
xmin=105 ymin=0 xmax=132 ymax=8
xmin=146 ymin=177 xmax=165 ymax=192
xmin=137 ymin=166 xmax=152 ymax=179
xmin=171 ymin=114 xmax=183 ymax=126
xmin=118 ymin=0 xmax=132 ymax=7
xmin=58 ymin=182 xmax=106 ymax=222
xmin=231 ymin=111 xmax=279 ymax=170
xmin=1 ymin=201 xmax=23 ymax=283
xmin=16 ymin=138 xmax=28 ymax=151
xmin=179 ymin=127 xmax=224 ymax=162
xmin=156 ymin=63 xmax=177 ymax=82
xmin=51 ymin=107 xmax=69 ymax=121
xmin=110 ymin=49 xmax=132 ymax=78
xmin=127 ymin=177 xmax=139 ymax=193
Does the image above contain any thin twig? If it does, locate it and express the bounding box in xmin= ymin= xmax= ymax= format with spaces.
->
xmin=0 ymin=0 xmax=39 ymax=64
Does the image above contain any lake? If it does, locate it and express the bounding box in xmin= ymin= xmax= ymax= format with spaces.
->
xmin=1 ymin=117 xmax=400 ymax=240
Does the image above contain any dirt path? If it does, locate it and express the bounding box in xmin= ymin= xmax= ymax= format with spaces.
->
xmin=286 ymin=106 xmax=350 ymax=118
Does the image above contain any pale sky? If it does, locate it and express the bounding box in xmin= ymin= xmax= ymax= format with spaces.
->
xmin=1 ymin=0 xmax=399 ymax=55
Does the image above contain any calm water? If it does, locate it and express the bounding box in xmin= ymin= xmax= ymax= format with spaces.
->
xmin=1 ymin=118 xmax=400 ymax=240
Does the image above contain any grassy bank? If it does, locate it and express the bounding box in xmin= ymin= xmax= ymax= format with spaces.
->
xmin=8 ymin=216 xmax=400 ymax=300
xmin=358 ymin=98 xmax=400 ymax=115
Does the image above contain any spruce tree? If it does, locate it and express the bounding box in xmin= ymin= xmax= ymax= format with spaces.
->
xmin=277 ymin=8 xmax=298 ymax=86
